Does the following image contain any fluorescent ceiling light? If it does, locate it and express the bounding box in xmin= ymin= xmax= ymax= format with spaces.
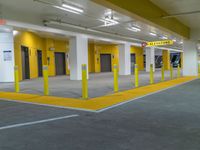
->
xmin=127 ymin=26 xmax=141 ymax=32
xmin=100 ymin=17 xmax=119 ymax=27
xmin=62 ymin=3 xmax=84 ymax=13
xmin=161 ymin=36 xmax=168 ymax=40
xmin=180 ymin=41 xmax=183 ymax=44
xmin=149 ymin=32 xmax=157 ymax=36
xmin=53 ymin=5 xmax=81 ymax=14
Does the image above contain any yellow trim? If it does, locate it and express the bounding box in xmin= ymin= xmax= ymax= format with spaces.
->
xmin=0 ymin=77 xmax=196 ymax=111
xmin=92 ymin=0 xmax=190 ymax=38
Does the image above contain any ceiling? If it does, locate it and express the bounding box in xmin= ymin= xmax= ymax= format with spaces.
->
xmin=0 ymin=0 xmax=183 ymax=48
xmin=151 ymin=0 xmax=200 ymax=29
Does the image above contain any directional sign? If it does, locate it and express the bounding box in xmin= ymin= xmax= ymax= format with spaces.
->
xmin=142 ymin=40 xmax=174 ymax=47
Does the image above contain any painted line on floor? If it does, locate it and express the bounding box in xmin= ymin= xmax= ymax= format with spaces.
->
xmin=96 ymin=78 xmax=198 ymax=113
xmin=0 ymin=98 xmax=97 ymax=113
xmin=0 ymin=114 xmax=79 ymax=131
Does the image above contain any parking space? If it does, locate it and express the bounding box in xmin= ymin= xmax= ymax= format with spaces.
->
xmin=0 ymin=79 xmax=199 ymax=150
xmin=0 ymin=70 xmax=179 ymax=98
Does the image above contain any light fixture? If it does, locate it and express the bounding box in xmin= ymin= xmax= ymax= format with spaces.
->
xmin=100 ymin=16 xmax=119 ymax=27
xmin=173 ymin=39 xmax=177 ymax=42
xmin=149 ymin=32 xmax=157 ymax=36
xmin=53 ymin=5 xmax=82 ymax=14
xmin=180 ymin=41 xmax=183 ymax=44
xmin=62 ymin=3 xmax=84 ymax=13
xmin=13 ymin=30 xmax=18 ymax=36
xmin=161 ymin=36 xmax=168 ymax=40
xmin=127 ymin=26 xmax=141 ymax=32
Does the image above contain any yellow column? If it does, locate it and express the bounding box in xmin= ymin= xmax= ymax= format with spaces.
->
xmin=161 ymin=65 xmax=165 ymax=81
xmin=113 ymin=64 xmax=119 ymax=92
xmin=180 ymin=52 xmax=184 ymax=69
xmin=162 ymin=50 xmax=170 ymax=70
xmin=150 ymin=64 xmax=154 ymax=84
xmin=82 ymin=64 xmax=88 ymax=99
xmin=134 ymin=64 xmax=139 ymax=87
xmin=177 ymin=64 xmax=181 ymax=78
xmin=43 ymin=65 xmax=49 ymax=96
xmin=170 ymin=64 xmax=174 ymax=79
xmin=14 ymin=66 xmax=20 ymax=93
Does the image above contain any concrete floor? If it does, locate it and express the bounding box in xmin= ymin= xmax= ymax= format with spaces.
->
xmin=0 ymin=79 xmax=199 ymax=150
xmin=0 ymin=69 xmax=179 ymax=98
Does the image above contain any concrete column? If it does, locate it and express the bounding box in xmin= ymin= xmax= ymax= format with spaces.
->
xmin=69 ymin=35 xmax=88 ymax=80
xmin=145 ymin=47 xmax=155 ymax=72
xmin=162 ymin=50 xmax=170 ymax=70
xmin=183 ymin=40 xmax=198 ymax=76
xmin=119 ymin=43 xmax=131 ymax=75
xmin=0 ymin=26 xmax=15 ymax=82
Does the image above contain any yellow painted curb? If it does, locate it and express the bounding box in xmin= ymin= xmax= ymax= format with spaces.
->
xmin=0 ymin=76 xmax=197 ymax=111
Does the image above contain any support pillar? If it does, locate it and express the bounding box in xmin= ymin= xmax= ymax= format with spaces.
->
xmin=0 ymin=26 xmax=15 ymax=82
xmin=145 ymin=47 xmax=155 ymax=72
xmin=183 ymin=40 xmax=198 ymax=76
xmin=162 ymin=50 xmax=170 ymax=70
xmin=69 ymin=35 xmax=88 ymax=80
xmin=119 ymin=43 xmax=131 ymax=75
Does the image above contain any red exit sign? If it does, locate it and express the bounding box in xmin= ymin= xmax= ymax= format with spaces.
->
xmin=0 ymin=19 xmax=6 ymax=25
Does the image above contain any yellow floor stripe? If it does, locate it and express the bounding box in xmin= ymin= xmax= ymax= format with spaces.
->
xmin=0 ymin=76 xmax=197 ymax=111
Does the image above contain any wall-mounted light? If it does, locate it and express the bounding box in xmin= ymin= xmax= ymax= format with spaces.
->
xmin=13 ymin=30 xmax=18 ymax=36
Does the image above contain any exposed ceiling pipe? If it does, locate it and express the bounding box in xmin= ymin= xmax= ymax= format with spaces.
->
xmin=44 ymin=19 xmax=146 ymax=43
xmin=162 ymin=10 xmax=200 ymax=19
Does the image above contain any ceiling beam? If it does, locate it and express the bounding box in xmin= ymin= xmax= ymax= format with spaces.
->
xmin=92 ymin=0 xmax=190 ymax=38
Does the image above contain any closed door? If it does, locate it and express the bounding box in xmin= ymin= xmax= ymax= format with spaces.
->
xmin=100 ymin=54 xmax=112 ymax=72
xmin=21 ymin=46 xmax=30 ymax=80
xmin=131 ymin=54 xmax=136 ymax=74
xmin=37 ymin=50 xmax=43 ymax=77
xmin=55 ymin=52 xmax=66 ymax=75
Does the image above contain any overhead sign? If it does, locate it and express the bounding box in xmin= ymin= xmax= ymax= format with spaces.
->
xmin=142 ymin=40 xmax=174 ymax=47
xmin=0 ymin=19 xmax=6 ymax=25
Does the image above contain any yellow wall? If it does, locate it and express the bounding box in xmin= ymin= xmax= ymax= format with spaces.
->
xmin=14 ymin=31 xmax=69 ymax=80
xmin=162 ymin=50 xmax=170 ymax=70
xmin=90 ymin=44 xmax=119 ymax=73
xmin=130 ymin=46 xmax=144 ymax=70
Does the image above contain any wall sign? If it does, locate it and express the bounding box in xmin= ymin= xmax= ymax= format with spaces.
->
xmin=3 ymin=50 xmax=12 ymax=61
xmin=142 ymin=40 xmax=174 ymax=47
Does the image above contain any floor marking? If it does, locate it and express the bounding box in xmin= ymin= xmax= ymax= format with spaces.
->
xmin=0 ymin=98 xmax=97 ymax=113
xmin=96 ymin=78 xmax=198 ymax=113
xmin=0 ymin=114 xmax=79 ymax=130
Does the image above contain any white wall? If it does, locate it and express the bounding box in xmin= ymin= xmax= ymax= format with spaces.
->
xmin=183 ymin=40 xmax=198 ymax=76
xmin=0 ymin=29 xmax=15 ymax=82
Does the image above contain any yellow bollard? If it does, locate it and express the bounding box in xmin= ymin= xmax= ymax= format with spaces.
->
xmin=177 ymin=64 xmax=181 ymax=78
xmin=82 ymin=64 xmax=88 ymax=99
xmin=134 ymin=64 xmax=139 ymax=87
xmin=161 ymin=65 xmax=165 ymax=81
xmin=113 ymin=64 xmax=119 ymax=92
xmin=43 ymin=65 xmax=49 ymax=96
xmin=150 ymin=64 xmax=154 ymax=84
xmin=170 ymin=64 xmax=173 ymax=79
xmin=14 ymin=66 xmax=20 ymax=92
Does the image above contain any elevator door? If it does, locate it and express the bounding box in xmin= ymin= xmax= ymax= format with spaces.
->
xmin=21 ymin=46 xmax=30 ymax=80
xmin=131 ymin=54 xmax=136 ymax=74
xmin=55 ymin=52 xmax=66 ymax=75
xmin=37 ymin=50 xmax=43 ymax=77
xmin=100 ymin=54 xmax=112 ymax=72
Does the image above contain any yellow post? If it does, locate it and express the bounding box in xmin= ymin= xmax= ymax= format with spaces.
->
xmin=113 ymin=64 xmax=119 ymax=92
xmin=177 ymin=64 xmax=181 ymax=78
xmin=14 ymin=66 xmax=20 ymax=92
xmin=161 ymin=65 xmax=165 ymax=81
xmin=43 ymin=65 xmax=49 ymax=96
xmin=134 ymin=64 xmax=139 ymax=87
xmin=82 ymin=64 xmax=88 ymax=99
xmin=150 ymin=64 xmax=154 ymax=84
xmin=170 ymin=64 xmax=173 ymax=79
